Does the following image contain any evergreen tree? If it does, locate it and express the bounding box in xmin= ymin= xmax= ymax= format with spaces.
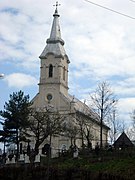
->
xmin=0 ymin=90 xmax=31 ymax=161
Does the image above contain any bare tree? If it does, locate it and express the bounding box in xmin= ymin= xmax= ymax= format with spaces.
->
xmin=76 ymin=112 xmax=85 ymax=148
xmin=90 ymin=81 xmax=117 ymax=148
xmin=75 ymin=111 xmax=94 ymax=149
xmin=108 ymin=108 xmax=121 ymax=144
xmin=83 ymin=122 xmax=94 ymax=149
xmin=24 ymin=107 xmax=65 ymax=160
xmin=63 ymin=120 xmax=78 ymax=146
xmin=131 ymin=110 xmax=135 ymax=130
xmin=127 ymin=110 xmax=135 ymax=140
xmin=125 ymin=127 xmax=135 ymax=141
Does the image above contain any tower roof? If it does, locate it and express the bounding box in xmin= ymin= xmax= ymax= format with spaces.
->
xmin=39 ymin=4 xmax=69 ymax=61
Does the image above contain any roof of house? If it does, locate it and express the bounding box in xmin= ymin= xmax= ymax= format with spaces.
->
xmin=114 ymin=132 xmax=134 ymax=148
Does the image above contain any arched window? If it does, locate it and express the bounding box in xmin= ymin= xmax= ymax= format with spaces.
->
xmin=49 ymin=64 xmax=53 ymax=77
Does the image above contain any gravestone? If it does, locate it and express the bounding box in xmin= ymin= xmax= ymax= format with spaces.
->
xmin=34 ymin=154 xmax=40 ymax=163
xmin=19 ymin=154 xmax=24 ymax=164
xmin=73 ymin=146 xmax=79 ymax=158
xmin=24 ymin=154 xmax=30 ymax=163
xmin=6 ymin=155 xmax=15 ymax=164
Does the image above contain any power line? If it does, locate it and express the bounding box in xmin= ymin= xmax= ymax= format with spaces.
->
xmin=84 ymin=0 xmax=135 ymax=20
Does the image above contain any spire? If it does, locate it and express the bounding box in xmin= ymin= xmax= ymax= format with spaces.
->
xmin=47 ymin=2 xmax=64 ymax=46
xmin=39 ymin=2 xmax=69 ymax=60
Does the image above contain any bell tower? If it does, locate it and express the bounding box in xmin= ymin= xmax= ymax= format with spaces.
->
xmin=38 ymin=3 xmax=70 ymax=104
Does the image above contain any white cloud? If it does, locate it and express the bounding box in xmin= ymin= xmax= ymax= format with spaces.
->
xmin=4 ymin=73 xmax=38 ymax=88
xmin=117 ymin=98 xmax=135 ymax=125
xmin=112 ymin=77 xmax=135 ymax=98
xmin=1 ymin=0 xmax=135 ymax=129
xmin=118 ymin=98 xmax=135 ymax=113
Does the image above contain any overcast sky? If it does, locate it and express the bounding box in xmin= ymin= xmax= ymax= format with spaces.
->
xmin=1 ymin=0 xmax=135 ymax=129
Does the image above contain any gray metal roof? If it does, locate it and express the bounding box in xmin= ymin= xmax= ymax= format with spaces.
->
xmin=68 ymin=94 xmax=100 ymax=121
xmin=39 ymin=8 xmax=68 ymax=59
xmin=60 ymin=92 xmax=109 ymax=129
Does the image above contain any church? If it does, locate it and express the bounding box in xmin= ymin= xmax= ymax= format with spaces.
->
xmin=24 ymin=4 xmax=109 ymax=156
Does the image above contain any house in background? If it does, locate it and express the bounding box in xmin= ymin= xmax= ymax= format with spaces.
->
xmin=114 ymin=132 xmax=134 ymax=149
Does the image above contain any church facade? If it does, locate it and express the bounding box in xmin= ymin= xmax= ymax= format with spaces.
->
xmin=24 ymin=6 xmax=109 ymax=156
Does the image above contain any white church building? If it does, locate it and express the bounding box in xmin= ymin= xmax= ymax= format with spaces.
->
xmin=22 ymin=5 xmax=109 ymax=157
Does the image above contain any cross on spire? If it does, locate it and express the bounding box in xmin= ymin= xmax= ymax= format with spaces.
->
xmin=53 ymin=1 xmax=61 ymax=13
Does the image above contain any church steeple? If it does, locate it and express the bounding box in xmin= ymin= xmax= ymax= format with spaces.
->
xmin=39 ymin=2 xmax=69 ymax=60
xmin=39 ymin=3 xmax=70 ymax=97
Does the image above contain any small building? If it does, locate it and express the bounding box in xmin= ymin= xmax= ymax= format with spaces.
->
xmin=114 ymin=132 xmax=134 ymax=149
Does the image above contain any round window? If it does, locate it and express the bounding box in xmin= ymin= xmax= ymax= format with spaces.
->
xmin=47 ymin=94 xmax=53 ymax=101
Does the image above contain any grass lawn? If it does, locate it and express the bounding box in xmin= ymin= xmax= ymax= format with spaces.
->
xmin=0 ymin=155 xmax=135 ymax=179
xmin=41 ymin=156 xmax=135 ymax=179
